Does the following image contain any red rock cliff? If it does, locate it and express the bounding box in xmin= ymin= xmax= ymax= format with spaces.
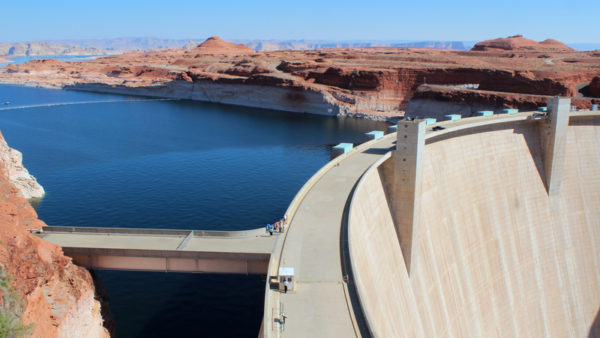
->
xmin=0 ymin=131 xmax=110 ymax=337
xmin=0 ymin=36 xmax=598 ymax=120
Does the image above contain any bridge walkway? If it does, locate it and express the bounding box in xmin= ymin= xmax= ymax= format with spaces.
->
xmin=38 ymin=226 xmax=276 ymax=275
xmin=275 ymin=134 xmax=396 ymax=337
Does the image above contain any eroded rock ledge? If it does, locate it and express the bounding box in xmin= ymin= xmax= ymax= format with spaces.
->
xmin=0 ymin=133 xmax=44 ymax=199
xmin=1 ymin=35 xmax=599 ymax=121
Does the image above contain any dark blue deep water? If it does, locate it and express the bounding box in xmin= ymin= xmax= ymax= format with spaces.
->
xmin=0 ymin=84 xmax=388 ymax=337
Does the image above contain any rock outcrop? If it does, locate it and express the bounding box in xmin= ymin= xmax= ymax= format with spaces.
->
xmin=0 ymin=132 xmax=110 ymax=337
xmin=193 ymin=36 xmax=255 ymax=55
xmin=590 ymin=76 xmax=600 ymax=97
xmin=0 ymin=133 xmax=45 ymax=199
xmin=0 ymin=36 xmax=598 ymax=120
xmin=471 ymin=35 xmax=574 ymax=52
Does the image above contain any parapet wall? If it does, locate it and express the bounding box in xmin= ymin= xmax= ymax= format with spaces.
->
xmin=348 ymin=116 xmax=600 ymax=337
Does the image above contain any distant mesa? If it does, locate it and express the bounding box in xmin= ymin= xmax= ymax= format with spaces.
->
xmin=193 ymin=36 xmax=255 ymax=55
xmin=471 ymin=35 xmax=574 ymax=52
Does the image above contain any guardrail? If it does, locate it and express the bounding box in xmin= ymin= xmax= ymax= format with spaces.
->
xmin=42 ymin=225 xmax=266 ymax=238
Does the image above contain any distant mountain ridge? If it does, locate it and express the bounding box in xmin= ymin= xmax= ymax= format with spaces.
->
xmin=53 ymin=37 xmax=195 ymax=52
xmin=238 ymin=40 xmax=467 ymax=51
xmin=57 ymin=37 xmax=470 ymax=52
xmin=0 ymin=38 xmax=470 ymax=56
xmin=1 ymin=37 xmax=597 ymax=57
xmin=0 ymin=41 xmax=107 ymax=57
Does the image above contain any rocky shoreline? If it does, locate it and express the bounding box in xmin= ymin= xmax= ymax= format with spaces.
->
xmin=0 ymin=134 xmax=45 ymax=199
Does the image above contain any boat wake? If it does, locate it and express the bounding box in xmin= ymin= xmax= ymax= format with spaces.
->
xmin=0 ymin=98 xmax=177 ymax=111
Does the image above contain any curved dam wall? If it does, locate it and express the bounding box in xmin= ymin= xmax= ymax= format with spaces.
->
xmin=349 ymin=115 xmax=600 ymax=337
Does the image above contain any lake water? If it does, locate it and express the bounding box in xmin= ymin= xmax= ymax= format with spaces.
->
xmin=0 ymin=84 xmax=388 ymax=337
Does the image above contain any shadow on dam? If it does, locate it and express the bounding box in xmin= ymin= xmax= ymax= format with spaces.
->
xmin=590 ymin=307 xmax=600 ymax=338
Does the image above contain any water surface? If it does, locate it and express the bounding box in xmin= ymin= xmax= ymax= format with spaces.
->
xmin=0 ymin=84 xmax=388 ymax=337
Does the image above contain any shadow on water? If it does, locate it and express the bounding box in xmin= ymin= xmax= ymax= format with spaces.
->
xmin=0 ymin=84 xmax=392 ymax=336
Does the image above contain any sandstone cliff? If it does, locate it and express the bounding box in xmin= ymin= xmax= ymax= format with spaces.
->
xmin=0 ymin=132 xmax=109 ymax=337
xmin=406 ymin=85 xmax=600 ymax=119
xmin=0 ymin=36 xmax=598 ymax=120
xmin=0 ymin=135 xmax=45 ymax=199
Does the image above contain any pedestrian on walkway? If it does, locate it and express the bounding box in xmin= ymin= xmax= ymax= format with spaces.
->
xmin=269 ymin=224 xmax=274 ymax=236
xmin=266 ymin=223 xmax=270 ymax=234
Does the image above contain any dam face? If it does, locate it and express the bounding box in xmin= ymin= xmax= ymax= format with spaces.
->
xmin=348 ymin=107 xmax=600 ymax=337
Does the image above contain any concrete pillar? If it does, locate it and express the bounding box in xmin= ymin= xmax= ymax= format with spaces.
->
xmin=364 ymin=130 xmax=384 ymax=141
xmin=541 ymin=97 xmax=570 ymax=197
xmin=393 ymin=120 xmax=425 ymax=275
xmin=331 ymin=143 xmax=353 ymax=160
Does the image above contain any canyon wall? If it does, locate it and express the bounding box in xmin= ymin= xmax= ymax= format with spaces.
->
xmin=0 ymin=134 xmax=45 ymax=199
xmin=66 ymin=81 xmax=345 ymax=117
xmin=1 ymin=36 xmax=598 ymax=121
xmin=0 ymin=132 xmax=110 ymax=337
xmin=349 ymin=117 xmax=600 ymax=337
xmin=406 ymin=86 xmax=600 ymax=120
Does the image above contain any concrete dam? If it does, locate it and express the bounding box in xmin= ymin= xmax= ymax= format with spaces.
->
xmin=345 ymin=98 xmax=600 ymax=337
xmin=40 ymin=97 xmax=599 ymax=337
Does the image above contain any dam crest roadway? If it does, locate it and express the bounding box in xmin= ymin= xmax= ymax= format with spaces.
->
xmin=38 ymin=100 xmax=600 ymax=337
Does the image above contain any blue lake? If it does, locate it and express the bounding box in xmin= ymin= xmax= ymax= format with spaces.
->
xmin=0 ymin=84 xmax=388 ymax=337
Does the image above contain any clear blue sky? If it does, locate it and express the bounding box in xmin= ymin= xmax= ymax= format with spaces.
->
xmin=2 ymin=0 xmax=598 ymax=43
